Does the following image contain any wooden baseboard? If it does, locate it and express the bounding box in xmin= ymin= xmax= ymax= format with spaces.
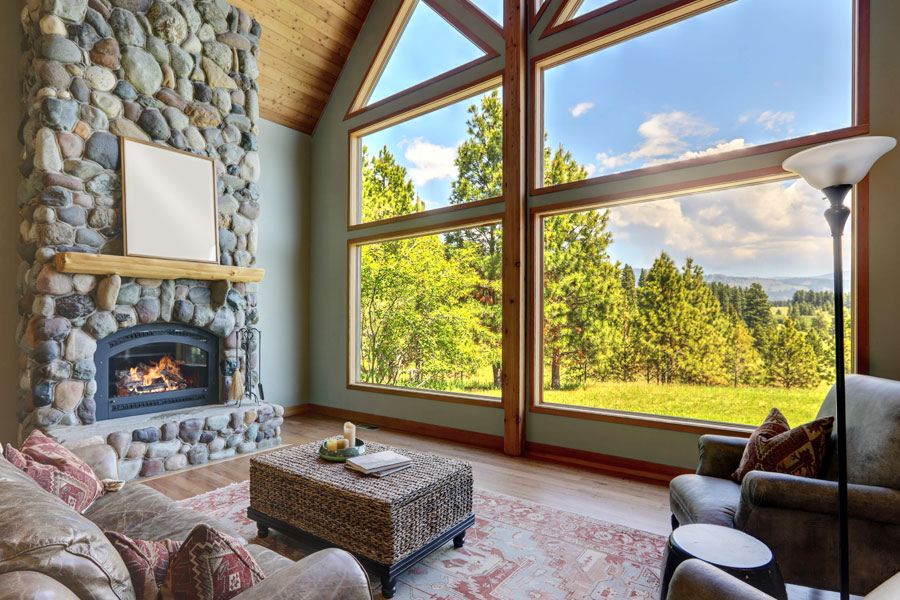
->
xmin=305 ymin=405 xmax=505 ymax=451
xmin=281 ymin=404 xmax=310 ymax=417
xmin=524 ymin=441 xmax=692 ymax=486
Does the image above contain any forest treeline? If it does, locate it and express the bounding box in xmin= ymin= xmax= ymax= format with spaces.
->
xmin=358 ymin=91 xmax=847 ymax=393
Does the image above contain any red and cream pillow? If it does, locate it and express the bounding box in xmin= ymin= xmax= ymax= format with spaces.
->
xmin=731 ymin=407 xmax=834 ymax=483
xmin=3 ymin=429 xmax=104 ymax=513
xmin=106 ymin=532 xmax=182 ymax=600
xmin=160 ymin=524 xmax=266 ymax=600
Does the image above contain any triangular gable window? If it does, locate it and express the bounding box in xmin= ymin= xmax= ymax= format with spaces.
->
xmin=349 ymin=0 xmax=496 ymax=115
xmin=541 ymin=0 xmax=628 ymax=38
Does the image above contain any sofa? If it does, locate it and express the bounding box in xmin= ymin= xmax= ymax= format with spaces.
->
xmin=668 ymin=374 xmax=900 ymax=595
xmin=0 ymin=443 xmax=373 ymax=600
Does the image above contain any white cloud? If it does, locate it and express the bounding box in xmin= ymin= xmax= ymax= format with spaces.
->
xmin=739 ymin=109 xmax=795 ymax=131
xmin=592 ymin=110 xmax=717 ymax=173
xmin=756 ymin=110 xmax=795 ymax=131
xmin=403 ymin=138 xmax=458 ymax=186
xmin=569 ymin=102 xmax=595 ymax=118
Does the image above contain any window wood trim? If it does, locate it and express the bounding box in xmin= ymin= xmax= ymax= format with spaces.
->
xmin=526 ymin=166 xmax=869 ymax=432
xmin=538 ymin=0 xmax=638 ymax=40
xmin=530 ymin=0 xmax=552 ymax=32
xmin=456 ymin=0 xmax=504 ymax=36
xmin=347 ymin=213 xmax=506 ymax=408
xmin=345 ymin=0 xmax=501 ymax=120
xmin=347 ymin=383 xmax=503 ymax=407
xmin=530 ymin=0 xmax=870 ymax=195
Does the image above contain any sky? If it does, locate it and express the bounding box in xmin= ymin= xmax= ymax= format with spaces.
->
xmin=363 ymin=0 xmax=854 ymax=278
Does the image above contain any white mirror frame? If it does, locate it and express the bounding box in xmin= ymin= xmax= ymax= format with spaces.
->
xmin=121 ymin=137 xmax=219 ymax=264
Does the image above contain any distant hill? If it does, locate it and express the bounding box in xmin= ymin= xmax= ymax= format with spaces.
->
xmin=703 ymin=272 xmax=850 ymax=301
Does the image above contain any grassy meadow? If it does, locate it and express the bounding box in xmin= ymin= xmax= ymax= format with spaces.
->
xmin=411 ymin=365 xmax=828 ymax=426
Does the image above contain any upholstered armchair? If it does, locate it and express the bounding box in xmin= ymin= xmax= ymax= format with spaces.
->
xmin=666 ymin=559 xmax=900 ymax=600
xmin=668 ymin=374 xmax=900 ymax=596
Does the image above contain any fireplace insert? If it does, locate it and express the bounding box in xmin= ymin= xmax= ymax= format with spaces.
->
xmin=94 ymin=323 xmax=219 ymax=421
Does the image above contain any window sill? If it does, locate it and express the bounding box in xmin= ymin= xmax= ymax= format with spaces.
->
xmin=530 ymin=401 xmax=755 ymax=437
xmin=347 ymin=382 xmax=503 ymax=408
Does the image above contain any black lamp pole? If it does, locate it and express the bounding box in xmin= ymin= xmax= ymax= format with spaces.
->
xmin=823 ymin=183 xmax=852 ymax=600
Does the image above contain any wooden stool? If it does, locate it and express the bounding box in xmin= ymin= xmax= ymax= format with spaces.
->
xmin=659 ymin=524 xmax=787 ymax=600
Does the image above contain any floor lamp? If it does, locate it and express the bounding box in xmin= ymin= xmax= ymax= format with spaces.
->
xmin=782 ymin=135 xmax=896 ymax=600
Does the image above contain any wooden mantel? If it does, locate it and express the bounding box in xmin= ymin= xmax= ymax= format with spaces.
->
xmin=54 ymin=252 xmax=265 ymax=283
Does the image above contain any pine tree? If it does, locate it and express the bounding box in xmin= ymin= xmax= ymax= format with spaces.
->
xmin=764 ymin=317 xmax=819 ymax=389
xmin=543 ymin=209 xmax=618 ymax=388
xmin=742 ymin=283 xmax=773 ymax=333
xmin=725 ymin=312 xmax=761 ymax=387
xmin=361 ymin=146 xmax=424 ymax=222
xmin=445 ymin=91 xmax=504 ymax=386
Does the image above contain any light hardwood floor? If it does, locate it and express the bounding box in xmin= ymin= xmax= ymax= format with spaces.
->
xmin=145 ymin=413 xmax=673 ymax=536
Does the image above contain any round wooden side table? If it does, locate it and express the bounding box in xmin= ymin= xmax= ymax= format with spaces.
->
xmin=659 ymin=524 xmax=787 ymax=600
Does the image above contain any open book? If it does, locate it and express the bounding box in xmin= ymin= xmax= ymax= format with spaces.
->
xmin=345 ymin=450 xmax=411 ymax=475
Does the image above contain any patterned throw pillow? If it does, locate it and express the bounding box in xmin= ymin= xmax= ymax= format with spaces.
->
xmin=106 ymin=532 xmax=182 ymax=600
xmin=731 ymin=407 xmax=834 ymax=483
xmin=161 ymin=524 xmax=265 ymax=600
xmin=3 ymin=429 xmax=104 ymax=513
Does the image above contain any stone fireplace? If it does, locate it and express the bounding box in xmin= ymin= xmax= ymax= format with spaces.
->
xmin=14 ymin=0 xmax=283 ymax=480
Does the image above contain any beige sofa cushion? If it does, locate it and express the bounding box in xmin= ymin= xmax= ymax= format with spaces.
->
xmin=0 ymin=457 xmax=135 ymax=600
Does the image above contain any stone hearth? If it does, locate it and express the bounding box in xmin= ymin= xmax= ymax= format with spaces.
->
xmin=50 ymin=402 xmax=284 ymax=480
xmin=14 ymin=0 xmax=273 ymax=480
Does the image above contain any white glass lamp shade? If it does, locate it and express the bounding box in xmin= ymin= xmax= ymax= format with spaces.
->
xmin=782 ymin=136 xmax=896 ymax=190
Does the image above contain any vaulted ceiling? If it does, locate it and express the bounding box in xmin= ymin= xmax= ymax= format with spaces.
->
xmin=230 ymin=0 xmax=375 ymax=134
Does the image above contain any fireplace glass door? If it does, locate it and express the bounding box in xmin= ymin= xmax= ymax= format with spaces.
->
xmin=109 ymin=342 xmax=208 ymax=398
xmin=94 ymin=324 xmax=219 ymax=421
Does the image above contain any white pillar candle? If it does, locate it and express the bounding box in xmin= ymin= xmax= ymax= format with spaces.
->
xmin=343 ymin=422 xmax=356 ymax=447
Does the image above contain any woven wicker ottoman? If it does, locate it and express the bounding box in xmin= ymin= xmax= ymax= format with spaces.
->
xmin=248 ymin=441 xmax=474 ymax=598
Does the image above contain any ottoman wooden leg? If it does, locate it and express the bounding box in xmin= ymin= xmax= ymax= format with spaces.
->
xmin=256 ymin=523 xmax=269 ymax=538
xmin=381 ymin=575 xmax=397 ymax=598
xmin=453 ymin=531 xmax=466 ymax=548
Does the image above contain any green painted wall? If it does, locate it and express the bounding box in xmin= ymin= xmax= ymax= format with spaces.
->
xmin=256 ymin=121 xmax=312 ymax=409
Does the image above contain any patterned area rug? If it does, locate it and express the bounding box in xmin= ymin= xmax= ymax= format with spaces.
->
xmin=177 ymin=481 xmax=665 ymax=599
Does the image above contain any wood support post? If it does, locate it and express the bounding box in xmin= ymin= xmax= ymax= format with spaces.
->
xmin=502 ymin=0 xmax=526 ymax=456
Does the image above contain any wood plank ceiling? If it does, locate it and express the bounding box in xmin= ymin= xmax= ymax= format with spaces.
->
xmin=229 ymin=0 xmax=375 ymax=133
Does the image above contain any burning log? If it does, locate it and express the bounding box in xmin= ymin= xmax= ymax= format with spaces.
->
xmin=114 ymin=355 xmax=193 ymax=396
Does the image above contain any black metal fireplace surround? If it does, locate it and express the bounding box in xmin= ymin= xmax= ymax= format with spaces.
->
xmin=94 ymin=323 xmax=219 ymax=421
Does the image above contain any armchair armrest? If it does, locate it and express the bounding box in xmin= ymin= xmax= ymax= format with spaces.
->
xmin=234 ymin=549 xmax=372 ymax=600
xmin=739 ymin=471 xmax=900 ymax=525
xmin=667 ymin=559 xmax=774 ymax=600
xmin=696 ymin=435 xmax=747 ymax=478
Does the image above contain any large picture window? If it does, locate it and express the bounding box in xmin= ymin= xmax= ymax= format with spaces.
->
xmin=350 ymin=220 xmax=503 ymax=402
xmin=538 ymin=0 xmax=855 ymax=187
xmin=537 ymin=179 xmax=852 ymax=426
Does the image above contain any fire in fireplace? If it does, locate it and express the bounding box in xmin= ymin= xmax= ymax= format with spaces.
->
xmin=115 ymin=353 xmax=198 ymax=396
xmin=94 ymin=324 xmax=219 ymax=421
